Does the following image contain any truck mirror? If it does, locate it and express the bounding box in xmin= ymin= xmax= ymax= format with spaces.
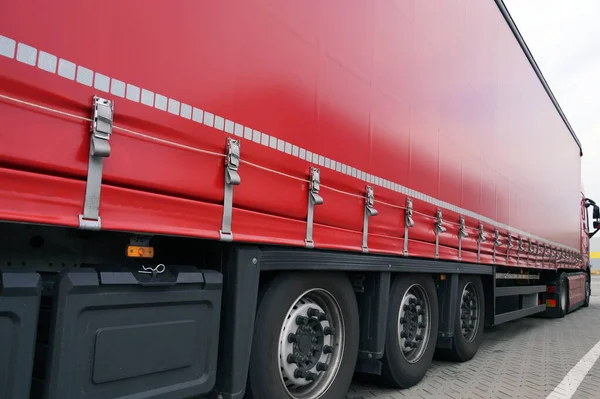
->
xmin=594 ymin=205 xmax=600 ymax=220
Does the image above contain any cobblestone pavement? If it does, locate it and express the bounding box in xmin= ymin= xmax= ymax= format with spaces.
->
xmin=348 ymin=277 xmax=600 ymax=399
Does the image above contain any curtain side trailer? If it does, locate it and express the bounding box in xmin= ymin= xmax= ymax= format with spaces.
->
xmin=0 ymin=1 xmax=598 ymax=398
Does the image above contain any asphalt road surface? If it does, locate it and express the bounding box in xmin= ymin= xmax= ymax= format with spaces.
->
xmin=348 ymin=276 xmax=600 ymax=399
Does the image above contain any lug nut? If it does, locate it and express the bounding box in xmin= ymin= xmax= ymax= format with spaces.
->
xmin=418 ymin=322 xmax=425 ymax=328
xmin=323 ymin=345 xmax=333 ymax=354
xmin=318 ymin=313 xmax=328 ymax=321
xmin=324 ymin=326 xmax=335 ymax=335
xmin=400 ymin=317 xmax=407 ymax=324
xmin=400 ymin=331 xmax=408 ymax=338
xmin=404 ymin=341 xmax=412 ymax=348
xmin=409 ymin=298 xmax=416 ymax=304
xmin=296 ymin=316 xmax=309 ymax=325
xmin=306 ymin=372 xmax=318 ymax=381
xmin=288 ymin=333 xmax=297 ymax=343
xmin=415 ymin=334 xmax=423 ymax=341
xmin=418 ymin=309 xmax=425 ymax=315
xmin=317 ymin=362 xmax=329 ymax=371
xmin=294 ymin=369 xmax=307 ymax=378
xmin=411 ymin=342 xmax=418 ymax=348
xmin=307 ymin=308 xmax=320 ymax=317
xmin=287 ymin=354 xmax=298 ymax=364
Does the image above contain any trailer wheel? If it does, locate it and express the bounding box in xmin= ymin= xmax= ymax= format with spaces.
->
xmin=381 ymin=274 xmax=439 ymax=389
xmin=447 ymin=275 xmax=485 ymax=362
xmin=557 ymin=272 xmax=569 ymax=317
xmin=583 ymin=272 xmax=591 ymax=308
xmin=247 ymin=272 xmax=359 ymax=399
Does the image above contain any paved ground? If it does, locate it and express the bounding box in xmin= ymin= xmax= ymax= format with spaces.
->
xmin=348 ymin=276 xmax=600 ymax=399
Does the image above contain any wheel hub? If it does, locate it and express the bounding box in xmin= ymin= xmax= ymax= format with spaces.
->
xmin=398 ymin=285 xmax=430 ymax=363
xmin=289 ymin=316 xmax=325 ymax=370
xmin=278 ymin=289 xmax=344 ymax=398
xmin=460 ymin=283 xmax=479 ymax=342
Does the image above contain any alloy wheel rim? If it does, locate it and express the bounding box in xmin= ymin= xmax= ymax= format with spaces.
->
xmin=397 ymin=283 xmax=431 ymax=363
xmin=278 ymin=288 xmax=345 ymax=398
xmin=460 ymin=282 xmax=479 ymax=342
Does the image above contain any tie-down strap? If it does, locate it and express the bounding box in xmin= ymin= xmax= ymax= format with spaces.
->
xmin=79 ymin=96 xmax=113 ymax=230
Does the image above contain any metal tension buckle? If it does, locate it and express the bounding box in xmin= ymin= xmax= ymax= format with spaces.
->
xmin=79 ymin=96 xmax=114 ymax=230
xmin=220 ymin=138 xmax=241 ymax=242
xmin=477 ymin=222 xmax=486 ymax=263
xmin=492 ymin=229 xmax=502 ymax=264
xmin=529 ymin=242 xmax=537 ymax=267
xmin=457 ymin=216 xmax=468 ymax=261
xmin=517 ymin=237 xmax=524 ymax=266
xmin=505 ymin=234 xmax=513 ymax=265
xmin=434 ymin=209 xmax=446 ymax=259
xmin=362 ymin=185 xmax=377 ymax=253
xmin=305 ymin=167 xmax=323 ymax=248
xmin=403 ymin=198 xmax=414 ymax=256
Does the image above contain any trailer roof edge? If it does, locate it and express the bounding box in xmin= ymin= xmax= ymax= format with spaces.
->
xmin=495 ymin=0 xmax=583 ymax=156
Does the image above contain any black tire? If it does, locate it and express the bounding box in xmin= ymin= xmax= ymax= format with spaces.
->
xmin=557 ymin=272 xmax=569 ymax=317
xmin=247 ymin=272 xmax=359 ymax=399
xmin=583 ymin=272 xmax=591 ymax=308
xmin=447 ymin=275 xmax=485 ymax=362
xmin=381 ymin=274 xmax=439 ymax=389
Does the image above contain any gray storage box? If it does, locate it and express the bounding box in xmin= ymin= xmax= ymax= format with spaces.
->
xmin=43 ymin=266 xmax=222 ymax=399
xmin=0 ymin=270 xmax=41 ymax=399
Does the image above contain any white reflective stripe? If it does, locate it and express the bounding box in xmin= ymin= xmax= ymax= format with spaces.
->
xmin=38 ymin=51 xmax=57 ymax=73
xmin=204 ymin=112 xmax=215 ymax=127
xmin=547 ymin=339 xmax=600 ymax=398
xmin=155 ymin=94 xmax=167 ymax=111
xmin=167 ymin=98 xmax=180 ymax=115
xmin=0 ymin=33 xmax=579 ymax=253
xmin=141 ymin=89 xmax=154 ymax=106
xmin=94 ymin=73 xmax=110 ymax=92
xmin=180 ymin=103 xmax=192 ymax=119
xmin=16 ymin=42 xmax=36 ymax=66
xmin=111 ymin=79 xmax=125 ymax=97
xmin=57 ymin=58 xmax=76 ymax=80
xmin=0 ymin=35 xmax=16 ymax=58
xmin=76 ymin=66 xmax=93 ymax=86
xmin=126 ymin=84 xmax=140 ymax=102
xmin=193 ymin=107 xmax=204 ymax=123
xmin=225 ymin=119 xmax=234 ymax=133
xmin=214 ymin=116 xmax=225 ymax=130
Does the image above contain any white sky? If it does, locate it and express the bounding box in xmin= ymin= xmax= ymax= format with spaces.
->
xmin=504 ymin=0 xmax=600 ymax=250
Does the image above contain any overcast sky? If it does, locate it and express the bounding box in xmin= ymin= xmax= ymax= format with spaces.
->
xmin=504 ymin=0 xmax=600 ymax=249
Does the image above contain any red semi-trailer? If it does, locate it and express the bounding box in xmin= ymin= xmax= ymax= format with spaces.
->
xmin=0 ymin=1 xmax=598 ymax=398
